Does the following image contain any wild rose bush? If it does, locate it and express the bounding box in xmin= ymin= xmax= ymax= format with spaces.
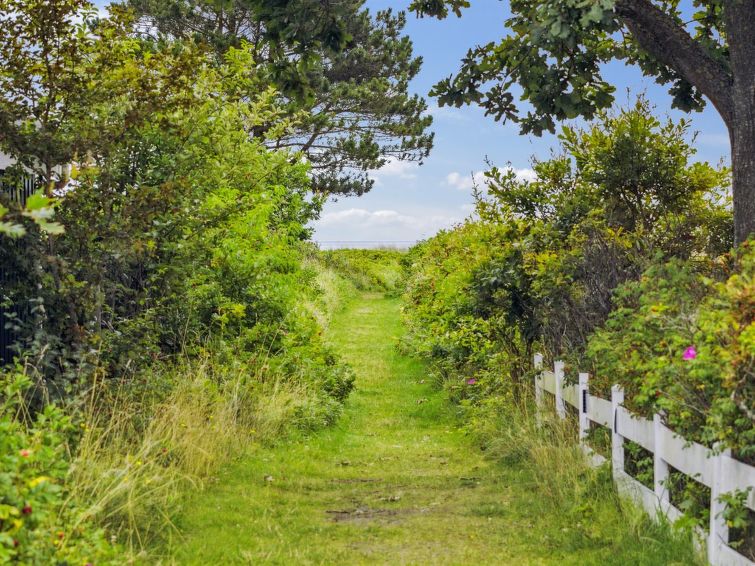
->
xmin=587 ymin=243 xmax=755 ymax=459
xmin=403 ymin=101 xmax=734 ymax=410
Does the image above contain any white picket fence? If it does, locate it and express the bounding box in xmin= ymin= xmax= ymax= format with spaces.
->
xmin=533 ymin=354 xmax=755 ymax=566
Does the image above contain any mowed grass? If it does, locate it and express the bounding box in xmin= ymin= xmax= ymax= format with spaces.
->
xmin=166 ymin=293 xmax=697 ymax=565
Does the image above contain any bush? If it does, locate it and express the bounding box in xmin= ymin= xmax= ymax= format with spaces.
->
xmin=0 ymin=370 xmax=117 ymax=563
xmin=587 ymin=243 xmax=755 ymax=459
xmin=401 ymin=99 xmax=749 ymax=547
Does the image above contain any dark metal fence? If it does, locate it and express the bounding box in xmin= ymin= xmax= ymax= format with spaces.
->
xmin=0 ymin=172 xmax=37 ymax=364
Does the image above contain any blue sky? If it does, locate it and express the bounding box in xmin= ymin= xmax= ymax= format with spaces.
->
xmin=311 ymin=0 xmax=732 ymax=245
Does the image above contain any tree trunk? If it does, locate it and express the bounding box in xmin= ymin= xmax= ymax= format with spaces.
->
xmin=617 ymin=0 xmax=755 ymax=244
xmin=730 ymin=115 xmax=755 ymax=244
xmin=725 ymin=0 xmax=755 ymax=244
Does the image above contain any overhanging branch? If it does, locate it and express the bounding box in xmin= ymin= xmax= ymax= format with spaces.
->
xmin=615 ymin=0 xmax=734 ymax=124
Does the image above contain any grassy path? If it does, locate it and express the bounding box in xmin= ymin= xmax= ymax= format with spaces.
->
xmin=168 ymin=293 xmax=689 ymax=565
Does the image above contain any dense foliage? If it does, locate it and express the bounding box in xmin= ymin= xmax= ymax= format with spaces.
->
xmin=131 ymin=0 xmax=434 ymax=196
xmin=0 ymin=0 xmax=390 ymax=559
xmin=1 ymin=372 xmax=116 ymax=564
xmin=404 ymin=100 xmax=734 ymax=398
xmin=402 ymin=101 xmax=753 ymax=544
xmin=588 ymin=247 xmax=755 ymax=460
xmin=1 ymin=32 xmax=351 ymax=405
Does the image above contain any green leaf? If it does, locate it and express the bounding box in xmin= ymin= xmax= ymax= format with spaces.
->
xmin=0 ymin=221 xmax=26 ymax=238
xmin=24 ymin=191 xmax=54 ymax=211
xmin=38 ymin=220 xmax=65 ymax=235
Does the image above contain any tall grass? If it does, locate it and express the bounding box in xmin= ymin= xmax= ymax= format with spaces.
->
xmin=64 ymin=355 xmax=319 ymax=558
xmin=302 ymin=253 xmax=358 ymax=330
xmin=467 ymin=394 xmax=704 ymax=564
xmin=318 ymin=249 xmax=405 ymax=295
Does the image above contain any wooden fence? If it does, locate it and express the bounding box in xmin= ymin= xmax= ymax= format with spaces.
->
xmin=534 ymin=354 xmax=755 ymax=566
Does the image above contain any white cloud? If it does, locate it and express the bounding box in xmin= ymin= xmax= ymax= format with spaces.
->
xmin=446 ymin=171 xmax=488 ymax=191
xmin=313 ymin=207 xmax=464 ymax=242
xmin=423 ymin=103 xmax=467 ymax=122
xmin=510 ymin=167 xmax=537 ymax=182
xmin=446 ymin=166 xmax=537 ymax=191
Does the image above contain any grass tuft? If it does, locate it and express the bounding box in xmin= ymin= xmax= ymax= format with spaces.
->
xmin=467 ymin=395 xmax=704 ymax=565
xmin=66 ymin=355 xmax=328 ymax=558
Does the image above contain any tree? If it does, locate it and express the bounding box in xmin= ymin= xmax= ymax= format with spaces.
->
xmin=269 ymin=9 xmax=433 ymax=195
xmin=0 ymin=0 xmax=200 ymax=194
xmin=129 ymin=0 xmax=433 ymax=196
xmin=410 ymin=0 xmax=755 ymax=244
xmin=0 ymin=0 xmax=99 ymax=193
xmin=128 ymin=0 xmax=352 ymax=60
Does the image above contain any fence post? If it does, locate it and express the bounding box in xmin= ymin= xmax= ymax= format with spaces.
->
xmin=708 ymin=446 xmax=731 ymax=566
xmin=578 ymin=373 xmax=589 ymax=443
xmin=534 ymin=353 xmax=543 ymax=425
xmin=554 ymin=360 xmax=566 ymax=420
xmin=653 ymin=413 xmax=670 ymax=510
xmin=611 ymin=385 xmax=625 ymax=477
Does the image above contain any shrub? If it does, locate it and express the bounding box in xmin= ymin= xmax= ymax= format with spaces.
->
xmin=404 ymin=101 xmax=732 ymax=399
xmin=587 ymin=242 xmax=755 ymax=459
xmin=0 ymin=370 xmax=117 ymax=563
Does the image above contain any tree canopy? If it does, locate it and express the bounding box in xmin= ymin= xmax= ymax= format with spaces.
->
xmin=130 ymin=0 xmax=434 ymax=195
xmin=410 ymin=0 xmax=755 ymax=244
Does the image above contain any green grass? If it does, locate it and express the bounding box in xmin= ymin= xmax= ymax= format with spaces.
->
xmin=318 ymin=249 xmax=405 ymax=294
xmin=166 ymin=292 xmax=698 ymax=565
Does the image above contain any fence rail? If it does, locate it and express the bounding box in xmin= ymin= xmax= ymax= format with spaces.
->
xmin=534 ymin=353 xmax=755 ymax=566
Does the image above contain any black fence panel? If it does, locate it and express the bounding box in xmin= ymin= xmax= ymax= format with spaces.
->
xmin=0 ymin=173 xmax=37 ymax=364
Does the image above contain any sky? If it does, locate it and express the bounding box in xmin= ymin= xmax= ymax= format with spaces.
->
xmin=311 ymin=0 xmax=732 ymax=247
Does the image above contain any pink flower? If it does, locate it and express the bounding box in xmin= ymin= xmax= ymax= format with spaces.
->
xmin=466 ymin=378 xmax=477 ymax=385
xmin=19 ymin=449 xmax=30 ymax=458
xmin=683 ymin=346 xmax=697 ymax=361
